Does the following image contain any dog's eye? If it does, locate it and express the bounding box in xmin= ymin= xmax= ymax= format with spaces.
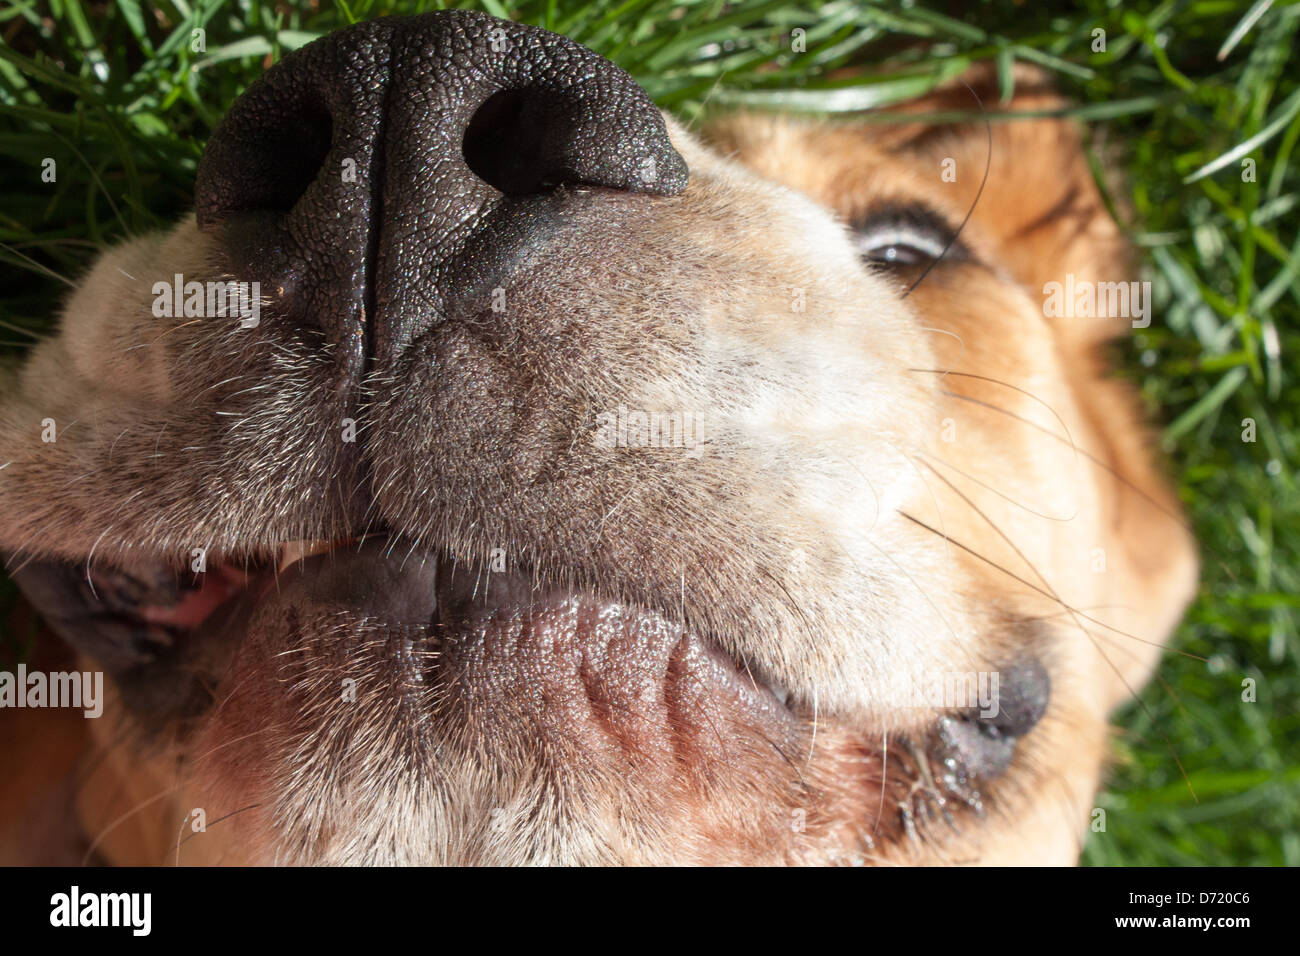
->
xmin=854 ymin=226 xmax=947 ymax=266
xmin=851 ymin=203 xmax=965 ymax=268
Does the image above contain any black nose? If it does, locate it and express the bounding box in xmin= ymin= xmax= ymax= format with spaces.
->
xmin=195 ymin=11 xmax=687 ymax=369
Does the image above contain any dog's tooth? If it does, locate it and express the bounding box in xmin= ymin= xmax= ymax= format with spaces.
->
xmin=277 ymin=540 xmax=335 ymax=573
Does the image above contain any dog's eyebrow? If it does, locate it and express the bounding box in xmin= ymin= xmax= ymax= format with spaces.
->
xmin=851 ymin=200 xmax=975 ymax=265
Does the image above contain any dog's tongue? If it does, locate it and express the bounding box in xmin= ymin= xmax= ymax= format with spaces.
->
xmin=138 ymin=564 xmax=250 ymax=630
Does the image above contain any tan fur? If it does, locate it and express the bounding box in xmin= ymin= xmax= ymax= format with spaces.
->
xmin=0 ymin=68 xmax=1196 ymax=865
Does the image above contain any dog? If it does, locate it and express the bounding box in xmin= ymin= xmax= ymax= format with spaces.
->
xmin=0 ymin=10 xmax=1197 ymax=865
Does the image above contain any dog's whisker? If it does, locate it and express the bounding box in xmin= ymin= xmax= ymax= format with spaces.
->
xmin=929 ymin=374 xmax=1216 ymax=537
xmin=81 ymin=724 xmax=277 ymax=866
xmin=914 ymin=325 xmax=966 ymax=384
xmin=808 ymin=687 xmax=819 ymax=764
xmin=169 ymin=803 xmax=263 ymax=866
xmin=901 ymin=80 xmax=993 ymax=301
xmin=899 ymin=511 xmax=1204 ymax=661
xmin=872 ymin=730 xmax=889 ymax=837
xmin=918 ymin=450 xmax=1080 ymax=522
xmin=912 ymin=369 xmax=1082 ymax=461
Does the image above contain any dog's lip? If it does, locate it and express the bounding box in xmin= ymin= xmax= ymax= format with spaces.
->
xmin=65 ymin=540 xmax=1023 ymax=843
xmin=204 ymin=538 xmax=800 ymax=728
xmin=430 ymin=553 xmax=803 ymax=749
xmin=434 ymin=552 xmax=800 ymax=728
xmin=88 ymin=541 xmax=1034 ymax=770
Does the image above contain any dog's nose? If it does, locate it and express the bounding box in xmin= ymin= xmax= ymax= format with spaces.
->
xmin=195 ymin=11 xmax=687 ymax=368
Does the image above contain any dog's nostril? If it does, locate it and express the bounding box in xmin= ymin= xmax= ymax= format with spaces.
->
xmin=262 ymin=108 xmax=332 ymax=214
xmin=464 ymin=89 xmax=581 ymax=196
xmin=197 ymin=95 xmax=334 ymax=223
xmin=261 ymin=107 xmax=333 ymax=213
xmin=984 ymin=655 xmax=1051 ymax=738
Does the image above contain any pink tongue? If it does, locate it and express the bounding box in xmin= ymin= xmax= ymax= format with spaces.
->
xmin=140 ymin=566 xmax=250 ymax=629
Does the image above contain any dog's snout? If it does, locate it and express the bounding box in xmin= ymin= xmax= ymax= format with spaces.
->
xmin=195 ymin=10 xmax=687 ymax=365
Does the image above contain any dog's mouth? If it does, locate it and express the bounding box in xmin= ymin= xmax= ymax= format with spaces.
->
xmin=22 ymin=539 xmax=801 ymax=744
xmin=11 ymin=534 xmax=1050 ymax=855
xmin=87 ymin=540 xmax=345 ymax=637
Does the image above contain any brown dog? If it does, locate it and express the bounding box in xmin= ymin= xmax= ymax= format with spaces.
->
xmin=0 ymin=12 xmax=1196 ymax=865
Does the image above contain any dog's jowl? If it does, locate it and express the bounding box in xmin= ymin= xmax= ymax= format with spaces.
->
xmin=0 ymin=11 xmax=1196 ymax=865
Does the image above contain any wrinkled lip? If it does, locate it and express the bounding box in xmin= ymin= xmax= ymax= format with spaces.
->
xmin=431 ymin=554 xmax=800 ymax=751
xmin=102 ymin=538 xmax=800 ymax=748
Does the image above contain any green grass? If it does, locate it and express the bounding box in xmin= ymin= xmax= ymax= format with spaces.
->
xmin=1 ymin=0 xmax=1297 ymax=865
